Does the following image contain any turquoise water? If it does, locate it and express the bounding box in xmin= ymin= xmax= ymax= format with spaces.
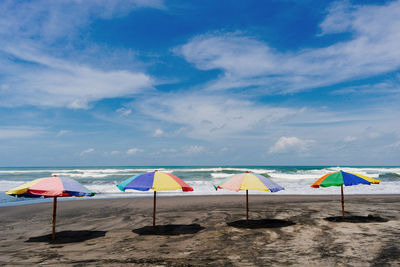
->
xmin=1 ymin=166 xmax=399 ymax=206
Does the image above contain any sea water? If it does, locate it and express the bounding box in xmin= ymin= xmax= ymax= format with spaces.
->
xmin=0 ymin=166 xmax=399 ymax=206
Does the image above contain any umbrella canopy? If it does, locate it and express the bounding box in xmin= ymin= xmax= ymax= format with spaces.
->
xmin=6 ymin=175 xmax=94 ymax=239
xmin=311 ymin=171 xmax=380 ymax=188
xmin=215 ymin=172 xmax=284 ymax=224
xmin=117 ymin=170 xmax=193 ymax=192
xmin=311 ymin=171 xmax=381 ymax=220
xmin=117 ymin=170 xmax=193 ymax=226
xmin=6 ymin=176 xmax=95 ymax=197
xmin=215 ymin=172 xmax=284 ymax=192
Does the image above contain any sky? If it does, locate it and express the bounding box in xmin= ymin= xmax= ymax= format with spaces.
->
xmin=0 ymin=0 xmax=400 ymax=166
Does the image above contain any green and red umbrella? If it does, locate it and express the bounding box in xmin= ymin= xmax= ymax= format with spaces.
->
xmin=311 ymin=170 xmax=381 ymax=220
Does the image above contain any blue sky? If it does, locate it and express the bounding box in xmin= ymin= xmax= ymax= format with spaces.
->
xmin=0 ymin=0 xmax=400 ymax=166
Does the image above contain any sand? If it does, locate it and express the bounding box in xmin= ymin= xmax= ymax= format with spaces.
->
xmin=0 ymin=194 xmax=399 ymax=266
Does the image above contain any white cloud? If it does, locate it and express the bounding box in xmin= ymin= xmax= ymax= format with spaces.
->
xmin=0 ymin=1 xmax=161 ymax=109
xmin=111 ymin=150 xmax=121 ymax=155
xmin=56 ymin=130 xmax=69 ymax=137
xmin=319 ymin=0 xmax=354 ymax=35
xmin=344 ymin=136 xmax=357 ymax=142
xmin=117 ymin=108 xmax=132 ymax=116
xmin=269 ymin=136 xmax=314 ymax=153
xmin=220 ymin=147 xmax=230 ymax=152
xmin=153 ymin=128 xmax=164 ymax=137
xmin=177 ymin=0 xmax=400 ymax=94
xmin=0 ymin=47 xmax=153 ymax=109
xmin=136 ymin=94 xmax=298 ymax=139
xmin=126 ymin=147 xmax=144 ymax=155
xmin=182 ymin=145 xmax=205 ymax=154
xmin=161 ymin=148 xmax=177 ymax=153
xmin=0 ymin=0 xmax=165 ymax=42
xmin=0 ymin=127 xmax=43 ymax=139
xmin=386 ymin=140 xmax=400 ymax=149
xmin=80 ymin=148 xmax=95 ymax=156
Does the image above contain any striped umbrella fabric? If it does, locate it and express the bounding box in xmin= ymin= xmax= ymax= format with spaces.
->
xmin=6 ymin=176 xmax=94 ymax=197
xmin=117 ymin=170 xmax=193 ymax=192
xmin=311 ymin=171 xmax=380 ymax=188
xmin=215 ymin=172 xmax=284 ymax=192
xmin=117 ymin=170 xmax=193 ymax=226
xmin=6 ymin=175 xmax=94 ymax=239
xmin=311 ymin=171 xmax=381 ymax=220
xmin=215 ymin=172 xmax=284 ymax=224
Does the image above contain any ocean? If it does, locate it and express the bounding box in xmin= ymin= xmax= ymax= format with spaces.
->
xmin=1 ymin=166 xmax=399 ymax=206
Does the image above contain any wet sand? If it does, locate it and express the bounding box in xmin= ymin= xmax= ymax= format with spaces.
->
xmin=0 ymin=195 xmax=399 ymax=266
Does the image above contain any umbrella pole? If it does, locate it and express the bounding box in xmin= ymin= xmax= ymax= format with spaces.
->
xmin=341 ymin=185 xmax=345 ymax=221
xmin=246 ymin=190 xmax=249 ymax=224
xmin=52 ymin=196 xmax=57 ymax=239
xmin=153 ymin=191 xmax=156 ymax=227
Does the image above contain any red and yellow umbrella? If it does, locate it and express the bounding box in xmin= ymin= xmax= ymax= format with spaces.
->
xmin=6 ymin=175 xmax=94 ymax=239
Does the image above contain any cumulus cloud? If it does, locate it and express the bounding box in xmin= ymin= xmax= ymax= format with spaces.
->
xmin=126 ymin=147 xmax=144 ymax=155
xmin=80 ymin=148 xmax=95 ymax=156
xmin=176 ymin=0 xmax=400 ymax=94
xmin=269 ymin=136 xmax=314 ymax=153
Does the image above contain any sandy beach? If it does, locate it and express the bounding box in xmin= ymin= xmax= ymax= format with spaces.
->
xmin=0 ymin=195 xmax=399 ymax=266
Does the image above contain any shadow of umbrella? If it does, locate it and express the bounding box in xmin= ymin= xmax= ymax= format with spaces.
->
xmin=132 ymin=224 xmax=204 ymax=235
xmin=25 ymin=230 xmax=107 ymax=244
xmin=324 ymin=215 xmax=388 ymax=223
xmin=227 ymin=219 xmax=295 ymax=229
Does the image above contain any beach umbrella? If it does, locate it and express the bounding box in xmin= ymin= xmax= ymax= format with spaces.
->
xmin=311 ymin=170 xmax=381 ymax=220
xmin=6 ymin=175 xmax=94 ymax=239
xmin=214 ymin=171 xmax=284 ymax=224
xmin=116 ymin=170 xmax=193 ymax=227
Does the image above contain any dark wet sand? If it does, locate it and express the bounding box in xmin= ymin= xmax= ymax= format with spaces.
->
xmin=0 ymin=195 xmax=399 ymax=266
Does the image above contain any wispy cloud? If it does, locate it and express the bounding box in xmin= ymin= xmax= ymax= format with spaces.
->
xmin=56 ymin=130 xmax=69 ymax=137
xmin=0 ymin=127 xmax=44 ymax=139
xmin=80 ymin=148 xmax=95 ymax=156
xmin=0 ymin=0 xmax=165 ymax=42
xmin=176 ymin=0 xmax=400 ymax=94
xmin=135 ymin=93 xmax=298 ymax=139
xmin=0 ymin=0 xmax=163 ymax=109
xmin=116 ymin=108 xmax=133 ymax=116
xmin=0 ymin=46 xmax=154 ymax=109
